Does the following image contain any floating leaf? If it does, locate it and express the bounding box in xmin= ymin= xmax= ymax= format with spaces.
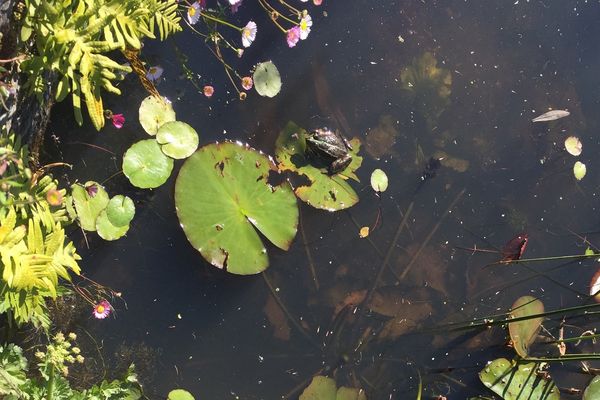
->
xmin=275 ymin=121 xmax=362 ymax=211
xmin=564 ymin=136 xmax=582 ymax=156
xmin=123 ymin=139 xmax=174 ymax=188
xmin=138 ymin=96 xmax=176 ymax=135
xmin=156 ymin=121 xmax=199 ymax=159
xmin=479 ymin=358 xmax=560 ymax=400
xmin=106 ymin=195 xmax=135 ymax=227
xmin=253 ymin=61 xmax=282 ymax=97
xmin=175 ymin=142 xmax=298 ymax=275
xmin=508 ymin=296 xmax=544 ymax=357
xmin=96 ymin=210 xmax=129 ymax=241
xmin=532 ymin=109 xmax=570 ymax=122
xmin=71 ymin=182 xmax=109 ymax=231
xmin=574 ymin=161 xmax=586 ymax=180
xmin=359 ymin=226 xmax=369 ymax=238
xmin=168 ymin=389 xmax=195 ymax=400
xmin=300 ymin=376 xmax=337 ymax=400
xmin=590 ymin=268 xmax=600 ymax=302
xmin=583 ymin=376 xmax=600 ymax=400
xmin=370 ymin=169 xmax=388 ymax=192
xmin=337 ymin=387 xmax=367 ymax=400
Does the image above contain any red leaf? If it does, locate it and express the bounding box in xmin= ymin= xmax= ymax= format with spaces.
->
xmin=501 ymin=233 xmax=528 ymax=261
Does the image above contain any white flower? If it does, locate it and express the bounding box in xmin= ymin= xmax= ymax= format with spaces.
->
xmin=241 ymin=21 xmax=257 ymax=48
xmin=299 ymin=14 xmax=312 ymax=40
xmin=187 ymin=2 xmax=201 ymax=25
xmin=229 ymin=0 xmax=242 ymax=4
xmin=146 ymin=65 xmax=164 ymax=82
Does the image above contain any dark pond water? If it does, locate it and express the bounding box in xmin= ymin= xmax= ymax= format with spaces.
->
xmin=45 ymin=0 xmax=600 ymax=398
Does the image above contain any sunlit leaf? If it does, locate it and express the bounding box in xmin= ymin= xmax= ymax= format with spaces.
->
xmin=359 ymin=226 xmax=369 ymax=238
xmin=138 ymin=95 xmax=176 ymax=135
xmin=508 ymin=296 xmax=544 ymax=358
xmin=71 ymin=182 xmax=109 ymax=231
xmin=175 ymin=142 xmax=298 ymax=275
xmin=574 ymin=161 xmax=586 ymax=180
xmin=531 ymin=109 xmax=570 ymax=122
xmin=253 ymin=61 xmax=281 ymax=97
xmin=275 ymin=121 xmax=362 ymax=211
xmin=370 ymin=169 xmax=388 ymax=192
xmin=106 ymin=195 xmax=135 ymax=227
xmin=300 ymin=376 xmax=337 ymax=400
xmin=337 ymin=387 xmax=367 ymax=400
xmin=564 ymin=136 xmax=582 ymax=156
xmin=168 ymin=389 xmax=195 ymax=400
xmin=590 ymin=268 xmax=600 ymax=302
xmin=123 ymin=139 xmax=174 ymax=188
xmin=479 ymin=358 xmax=559 ymax=400
xmin=583 ymin=376 xmax=600 ymax=400
xmin=96 ymin=210 xmax=129 ymax=241
xmin=156 ymin=121 xmax=199 ymax=159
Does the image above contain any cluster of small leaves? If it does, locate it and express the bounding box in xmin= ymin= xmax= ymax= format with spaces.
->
xmin=123 ymin=95 xmax=199 ymax=189
xmin=0 ymin=133 xmax=80 ymax=328
xmin=19 ymin=0 xmax=181 ymax=130
xmin=0 ymin=340 xmax=141 ymax=400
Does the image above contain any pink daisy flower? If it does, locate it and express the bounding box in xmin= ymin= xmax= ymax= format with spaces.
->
xmin=241 ymin=21 xmax=257 ymax=48
xmin=187 ymin=2 xmax=202 ymax=25
xmin=146 ymin=66 xmax=163 ymax=82
xmin=203 ymin=85 xmax=214 ymax=98
xmin=241 ymin=76 xmax=253 ymax=90
xmin=313 ymin=0 xmax=322 ymax=4
xmin=111 ymin=113 xmax=125 ymax=129
xmin=93 ymin=300 xmax=112 ymax=319
xmin=299 ymin=14 xmax=312 ymax=40
xmin=286 ymin=26 xmax=301 ymax=48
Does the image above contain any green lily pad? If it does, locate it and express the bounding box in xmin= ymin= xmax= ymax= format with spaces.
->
xmin=479 ymin=358 xmax=559 ymax=400
xmin=106 ymin=195 xmax=135 ymax=227
xmin=508 ymin=296 xmax=544 ymax=357
xmin=123 ymin=139 xmax=174 ymax=189
xmin=138 ymin=95 xmax=176 ymax=135
xmin=370 ymin=169 xmax=388 ymax=193
xmin=174 ymin=142 xmax=298 ymax=275
xmin=337 ymin=387 xmax=367 ymax=400
xmin=71 ymin=182 xmax=109 ymax=231
xmin=275 ymin=121 xmax=362 ymax=211
xmin=300 ymin=376 xmax=337 ymax=400
xmin=584 ymin=376 xmax=600 ymax=400
xmin=253 ymin=61 xmax=281 ymax=97
xmin=156 ymin=121 xmax=199 ymax=159
xmin=96 ymin=210 xmax=129 ymax=241
xmin=168 ymin=389 xmax=195 ymax=400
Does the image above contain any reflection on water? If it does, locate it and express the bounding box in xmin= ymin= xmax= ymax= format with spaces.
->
xmin=47 ymin=0 xmax=600 ymax=398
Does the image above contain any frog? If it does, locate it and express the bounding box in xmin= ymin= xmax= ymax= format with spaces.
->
xmin=305 ymin=128 xmax=353 ymax=175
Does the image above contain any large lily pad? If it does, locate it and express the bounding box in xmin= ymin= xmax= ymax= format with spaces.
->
xmin=123 ymin=139 xmax=174 ymax=189
xmin=275 ymin=121 xmax=362 ymax=211
xmin=71 ymin=182 xmax=109 ymax=231
xmin=584 ymin=376 xmax=600 ymax=400
xmin=138 ymin=96 xmax=176 ymax=135
xmin=106 ymin=195 xmax=135 ymax=227
xmin=479 ymin=358 xmax=559 ymax=400
xmin=156 ymin=121 xmax=199 ymax=159
xmin=508 ymin=296 xmax=544 ymax=357
xmin=253 ymin=61 xmax=282 ymax=97
xmin=174 ymin=142 xmax=298 ymax=275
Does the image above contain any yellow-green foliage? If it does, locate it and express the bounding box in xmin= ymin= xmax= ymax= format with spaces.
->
xmin=19 ymin=0 xmax=181 ymax=130
xmin=0 ymin=134 xmax=80 ymax=328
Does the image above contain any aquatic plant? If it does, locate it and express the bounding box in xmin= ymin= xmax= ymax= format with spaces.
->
xmin=275 ymin=121 xmax=363 ymax=211
xmin=299 ymin=376 xmax=366 ymax=400
xmin=175 ymin=142 xmax=299 ymax=274
xmin=168 ymin=389 xmax=195 ymax=400
xmin=0 ymin=338 xmax=141 ymax=399
xmin=19 ymin=0 xmax=181 ymax=130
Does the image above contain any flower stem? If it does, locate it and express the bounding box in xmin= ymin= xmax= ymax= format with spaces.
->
xmin=257 ymin=0 xmax=287 ymax=33
xmin=200 ymin=12 xmax=242 ymax=31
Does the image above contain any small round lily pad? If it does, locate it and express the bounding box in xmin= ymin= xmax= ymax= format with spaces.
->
xmin=253 ymin=61 xmax=282 ymax=97
xmin=156 ymin=121 xmax=199 ymax=159
xmin=370 ymin=168 xmax=389 ymax=193
xmin=96 ymin=210 xmax=129 ymax=241
xmin=168 ymin=389 xmax=195 ymax=400
xmin=139 ymin=96 xmax=176 ymax=135
xmin=106 ymin=195 xmax=135 ymax=227
xmin=123 ymin=139 xmax=174 ymax=188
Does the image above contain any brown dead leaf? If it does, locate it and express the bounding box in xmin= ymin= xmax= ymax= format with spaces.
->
xmin=263 ymin=294 xmax=291 ymax=341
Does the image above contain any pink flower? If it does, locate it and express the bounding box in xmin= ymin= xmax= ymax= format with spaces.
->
xmin=111 ymin=113 xmax=125 ymax=129
xmin=241 ymin=76 xmax=253 ymax=90
xmin=286 ymin=26 xmax=301 ymax=48
xmin=230 ymin=0 xmax=242 ymax=13
xmin=299 ymin=14 xmax=312 ymax=40
xmin=313 ymin=0 xmax=322 ymax=4
xmin=93 ymin=300 xmax=112 ymax=319
xmin=203 ymin=85 xmax=214 ymax=98
xmin=241 ymin=21 xmax=257 ymax=48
